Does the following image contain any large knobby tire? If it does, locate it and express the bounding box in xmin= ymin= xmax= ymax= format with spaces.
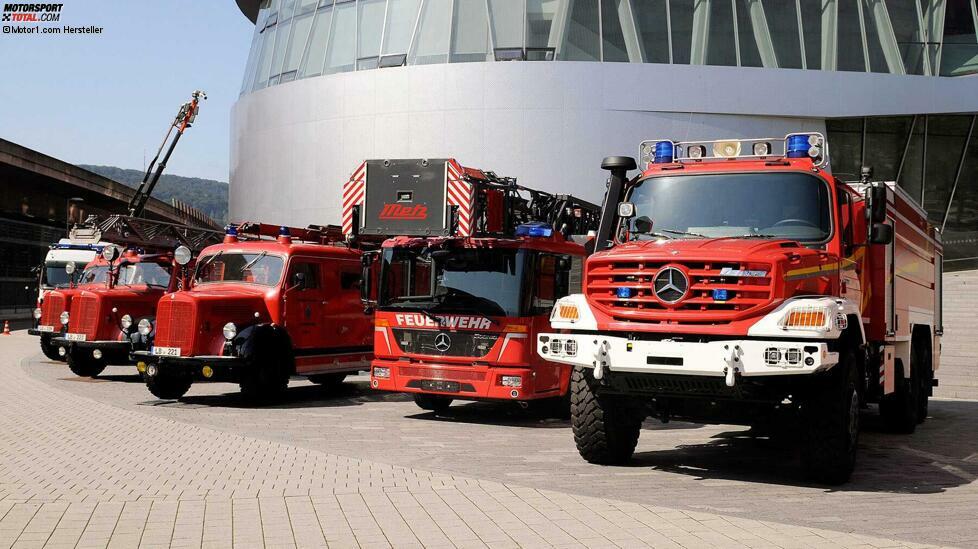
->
xmin=146 ymin=376 xmax=192 ymax=400
xmin=308 ymin=373 xmax=347 ymax=390
xmin=913 ymin=341 xmax=931 ymax=424
xmin=571 ymin=366 xmax=644 ymax=465
xmin=414 ymin=394 xmax=452 ymax=413
xmin=239 ymin=339 xmax=291 ymax=403
xmin=880 ymin=358 xmax=918 ymax=434
xmin=803 ymin=349 xmax=860 ymax=485
xmin=66 ymin=351 xmax=106 ymax=378
xmin=39 ymin=336 xmax=62 ymax=361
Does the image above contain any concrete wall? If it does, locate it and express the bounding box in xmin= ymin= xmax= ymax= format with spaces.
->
xmin=936 ymin=269 xmax=978 ymax=400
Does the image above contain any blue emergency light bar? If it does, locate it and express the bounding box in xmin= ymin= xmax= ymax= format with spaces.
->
xmin=225 ymin=224 xmax=238 ymax=236
xmin=639 ymin=133 xmax=828 ymax=170
xmin=51 ymin=243 xmax=106 ymax=251
xmin=515 ymin=222 xmax=553 ymax=237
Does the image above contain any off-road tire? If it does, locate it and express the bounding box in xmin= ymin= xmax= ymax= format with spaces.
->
xmin=880 ymin=358 xmax=918 ymax=433
xmin=39 ymin=336 xmax=62 ymax=361
xmin=414 ymin=394 xmax=452 ymax=413
xmin=803 ymin=350 xmax=859 ymax=485
xmin=146 ymin=376 xmax=192 ymax=400
xmin=571 ymin=366 xmax=644 ymax=465
xmin=913 ymin=341 xmax=930 ymax=423
xmin=66 ymin=351 xmax=106 ymax=378
xmin=308 ymin=373 xmax=347 ymax=390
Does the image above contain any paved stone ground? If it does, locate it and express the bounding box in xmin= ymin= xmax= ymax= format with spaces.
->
xmin=2 ymin=332 xmax=975 ymax=547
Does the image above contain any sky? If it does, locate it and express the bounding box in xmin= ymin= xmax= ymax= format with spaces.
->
xmin=0 ymin=0 xmax=255 ymax=182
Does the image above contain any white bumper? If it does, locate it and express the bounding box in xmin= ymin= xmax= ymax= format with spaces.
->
xmin=537 ymin=333 xmax=838 ymax=379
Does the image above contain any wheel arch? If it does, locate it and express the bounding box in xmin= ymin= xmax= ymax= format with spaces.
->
xmin=234 ymin=323 xmax=296 ymax=374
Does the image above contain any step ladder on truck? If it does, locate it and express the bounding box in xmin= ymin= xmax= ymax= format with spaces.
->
xmin=344 ymin=158 xmax=599 ymax=414
xmin=538 ymin=134 xmax=942 ymax=483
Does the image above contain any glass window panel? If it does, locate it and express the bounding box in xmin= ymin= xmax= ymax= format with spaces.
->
xmin=527 ymin=0 xmax=564 ymax=49
xmin=885 ymin=0 xmax=925 ymax=74
xmin=240 ymin=11 xmax=267 ymax=94
xmin=897 ymin=117 xmax=926 ymax=202
xmin=944 ymin=127 xmax=978 ymax=269
xmin=562 ymin=0 xmax=600 ymax=61
xmin=488 ymin=0 xmax=523 ymax=48
xmin=270 ymin=18 xmax=293 ymax=78
xmin=864 ymin=116 xmax=914 ymax=181
xmin=799 ymin=0 xmax=822 ymax=70
xmin=326 ymin=1 xmax=357 ymax=74
xmin=923 ymin=116 xmax=972 ymax=221
xmin=383 ymin=0 xmax=421 ymax=54
xmin=735 ymin=0 xmax=762 ymax=67
xmin=284 ymin=12 xmax=315 ymax=74
xmin=451 ymin=0 xmax=491 ymax=62
xmin=299 ymin=4 xmax=333 ymax=78
xmin=410 ymin=0 xmax=452 ymax=65
xmin=837 ymin=0 xmax=866 ymax=71
xmin=941 ymin=0 xmax=978 ymax=75
xmin=825 ymin=118 xmax=864 ymax=182
xmin=758 ymin=0 xmax=802 ymax=68
xmin=358 ymin=0 xmax=386 ymax=66
xmin=706 ymin=0 xmax=737 ymax=66
xmin=633 ymin=0 xmax=669 ymax=63
xmin=254 ymin=23 xmax=279 ymax=90
xmin=860 ymin=0 xmax=889 ymax=72
xmin=670 ymin=0 xmax=695 ymax=64
xmin=297 ymin=0 xmax=319 ymax=14
xmin=602 ymin=0 xmax=630 ymax=62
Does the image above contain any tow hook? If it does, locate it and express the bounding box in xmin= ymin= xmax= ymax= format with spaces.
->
xmin=592 ymin=340 xmax=611 ymax=380
xmin=723 ymin=344 xmax=742 ymax=387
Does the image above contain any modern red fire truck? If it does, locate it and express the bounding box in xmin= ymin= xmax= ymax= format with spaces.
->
xmin=343 ymin=159 xmax=599 ymax=413
xmin=538 ymin=134 xmax=942 ymax=483
xmin=29 ymin=255 xmax=112 ymax=361
xmin=133 ymin=222 xmax=373 ymax=400
xmin=50 ymin=216 xmax=221 ymax=377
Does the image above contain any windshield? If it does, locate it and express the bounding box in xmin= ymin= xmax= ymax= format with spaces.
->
xmin=193 ymin=252 xmax=285 ymax=287
xmin=379 ymin=248 xmax=525 ymax=317
xmin=117 ymin=262 xmax=171 ymax=288
xmin=43 ymin=262 xmax=74 ymax=288
xmin=625 ymin=172 xmax=833 ymax=242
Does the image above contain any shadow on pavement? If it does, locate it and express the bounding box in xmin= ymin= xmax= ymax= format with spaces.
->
xmin=166 ymin=380 xmax=413 ymax=409
xmin=628 ymin=400 xmax=978 ymax=493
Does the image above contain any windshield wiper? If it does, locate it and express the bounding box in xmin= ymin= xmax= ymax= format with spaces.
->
xmin=239 ymin=251 xmax=268 ymax=274
xmin=197 ymin=250 xmax=223 ymax=274
xmin=658 ymin=228 xmax=709 ymax=238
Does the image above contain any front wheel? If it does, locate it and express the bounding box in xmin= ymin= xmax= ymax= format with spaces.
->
xmin=570 ymin=367 xmax=644 ymax=465
xmin=879 ymin=358 xmax=918 ymax=433
xmin=39 ymin=336 xmax=62 ymax=361
xmin=146 ymin=376 xmax=192 ymax=400
xmin=414 ymin=394 xmax=452 ymax=413
xmin=803 ymin=350 xmax=860 ymax=485
xmin=66 ymin=351 xmax=106 ymax=378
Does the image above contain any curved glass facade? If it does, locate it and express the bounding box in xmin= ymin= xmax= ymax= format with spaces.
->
xmin=240 ymin=0 xmax=978 ymax=94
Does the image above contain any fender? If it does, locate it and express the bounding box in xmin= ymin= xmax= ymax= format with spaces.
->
xmin=232 ymin=323 xmax=295 ymax=373
xmin=128 ymin=316 xmax=155 ymax=351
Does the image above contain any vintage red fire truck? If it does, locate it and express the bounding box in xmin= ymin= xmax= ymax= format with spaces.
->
xmin=538 ymin=134 xmax=942 ymax=483
xmin=133 ymin=222 xmax=373 ymax=400
xmin=344 ymin=159 xmax=598 ymax=413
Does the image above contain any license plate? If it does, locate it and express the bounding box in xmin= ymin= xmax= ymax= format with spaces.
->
xmin=65 ymin=333 xmax=86 ymax=342
xmin=152 ymin=346 xmax=181 ymax=357
xmin=420 ymin=380 xmax=460 ymax=393
xmin=37 ymin=325 xmax=54 ymax=333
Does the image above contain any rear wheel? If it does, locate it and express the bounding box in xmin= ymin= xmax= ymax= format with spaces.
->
xmin=913 ymin=341 xmax=931 ymax=423
xmin=146 ymin=376 xmax=192 ymax=400
xmin=880 ymin=358 xmax=918 ymax=433
xmin=414 ymin=394 xmax=452 ymax=413
xmin=39 ymin=336 xmax=62 ymax=361
xmin=66 ymin=351 xmax=106 ymax=378
xmin=571 ymin=367 xmax=644 ymax=465
xmin=803 ymin=349 xmax=860 ymax=485
xmin=308 ymin=373 xmax=347 ymax=390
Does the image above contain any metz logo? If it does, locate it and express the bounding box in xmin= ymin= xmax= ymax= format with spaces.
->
xmin=379 ymin=203 xmax=427 ymax=220
xmin=394 ymin=313 xmax=492 ymax=330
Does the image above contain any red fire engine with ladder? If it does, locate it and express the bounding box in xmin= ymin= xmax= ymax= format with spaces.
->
xmin=343 ymin=159 xmax=599 ymax=413
xmin=538 ymin=134 xmax=942 ymax=483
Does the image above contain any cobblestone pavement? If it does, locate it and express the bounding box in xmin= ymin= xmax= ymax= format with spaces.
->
xmin=2 ymin=332 xmax=974 ymax=548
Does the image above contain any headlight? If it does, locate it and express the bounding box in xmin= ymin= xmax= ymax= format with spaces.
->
xmin=120 ymin=314 xmax=132 ymax=330
xmin=59 ymin=311 xmax=69 ymax=326
xmin=222 ymin=322 xmax=237 ymax=340
xmin=779 ymin=305 xmax=830 ymax=331
xmin=174 ymin=245 xmax=192 ymax=266
xmin=138 ymin=318 xmax=153 ymax=336
xmin=550 ymin=303 xmax=580 ymax=323
xmin=33 ymin=308 xmax=42 ymax=319
xmin=372 ymin=366 xmax=390 ymax=379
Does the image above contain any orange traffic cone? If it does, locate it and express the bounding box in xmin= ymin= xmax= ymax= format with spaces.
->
xmin=2 ymin=321 xmax=10 ymax=335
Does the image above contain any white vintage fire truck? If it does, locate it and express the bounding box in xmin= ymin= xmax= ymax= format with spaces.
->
xmin=538 ymin=134 xmax=942 ymax=483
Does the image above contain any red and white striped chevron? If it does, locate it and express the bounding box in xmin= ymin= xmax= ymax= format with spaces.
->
xmin=446 ymin=159 xmax=473 ymax=236
xmin=341 ymin=161 xmax=367 ymax=236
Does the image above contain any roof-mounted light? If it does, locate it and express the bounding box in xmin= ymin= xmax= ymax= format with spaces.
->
xmin=224 ymin=224 xmax=239 ymax=243
xmin=515 ymin=222 xmax=553 ymax=237
xmin=278 ymin=226 xmax=290 ymax=237
xmin=653 ymin=141 xmax=674 ymax=164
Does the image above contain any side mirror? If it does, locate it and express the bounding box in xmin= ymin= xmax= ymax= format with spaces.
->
xmin=360 ymin=251 xmax=378 ymax=311
xmin=870 ymin=222 xmax=893 ymax=245
xmin=865 ymin=183 xmax=887 ymax=225
xmin=292 ymin=271 xmax=306 ymax=290
xmin=556 ymin=256 xmax=571 ymax=272
xmin=633 ymin=216 xmax=653 ymax=235
xmin=617 ymin=202 xmax=635 ymax=219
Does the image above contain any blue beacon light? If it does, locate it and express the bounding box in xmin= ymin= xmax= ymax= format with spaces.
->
xmin=712 ymin=288 xmax=729 ymax=301
xmin=279 ymin=226 xmax=290 ymax=236
xmin=225 ymin=224 xmax=238 ymax=236
xmin=516 ymin=222 xmax=553 ymax=237
xmin=786 ymin=135 xmax=811 ymax=158
xmin=616 ymin=287 xmax=634 ymax=299
xmin=653 ymin=141 xmax=674 ymax=164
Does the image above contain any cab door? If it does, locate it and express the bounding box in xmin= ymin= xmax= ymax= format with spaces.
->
xmin=321 ymin=259 xmax=372 ymax=348
xmin=283 ymin=258 xmax=326 ymax=352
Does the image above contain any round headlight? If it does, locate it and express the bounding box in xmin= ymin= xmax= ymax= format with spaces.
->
xmin=64 ymin=262 xmax=75 ymax=275
xmin=174 ymin=245 xmax=192 ymax=266
xmin=120 ymin=314 xmax=133 ymax=330
xmin=33 ymin=308 xmax=42 ymax=319
xmin=137 ymin=318 xmax=153 ymax=336
xmin=59 ymin=311 xmax=69 ymax=326
xmin=222 ymin=322 xmax=237 ymax=341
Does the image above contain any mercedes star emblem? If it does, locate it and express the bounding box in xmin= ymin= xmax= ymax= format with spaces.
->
xmin=434 ymin=333 xmax=452 ymax=352
xmin=654 ymin=267 xmax=689 ymax=304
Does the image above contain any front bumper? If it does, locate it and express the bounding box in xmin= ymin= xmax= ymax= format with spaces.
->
xmin=370 ymin=358 xmax=557 ymax=401
xmin=538 ymin=333 xmax=838 ymax=382
xmin=52 ymin=338 xmax=134 ymax=363
xmin=132 ymin=350 xmax=245 ymax=382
